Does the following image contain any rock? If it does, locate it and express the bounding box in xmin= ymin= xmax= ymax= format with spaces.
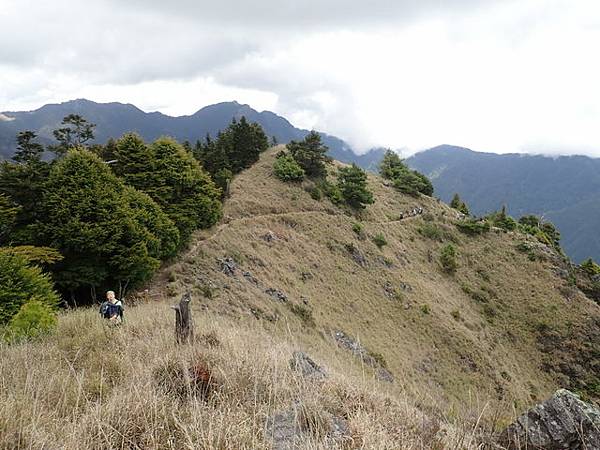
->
xmin=265 ymin=287 xmax=288 ymax=302
xmin=346 ymin=245 xmax=367 ymax=267
xmin=262 ymin=231 xmax=278 ymax=242
xmin=242 ymin=271 xmax=259 ymax=285
xmin=333 ymin=330 xmax=392 ymax=382
xmin=289 ymin=351 xmax=327 ymax=380
xmin=376 ymin=367 xmax=394 ymax=383
xmin=327 ymin=415 xmax=351 ymax=443
xmin=266 ymin=404 xmax=351 ymax=450
xmin=219 ymin=257 xmax=237 ymax=276
xmin=300 ymin=271 xmax=313 ymax=282
xmin=399 ymin=281 xmax=413 ymax=292
xmin=265 ymin=405 xmax=303 ymax=450
xmin=500 ymin=389 xmax=600 ymax=450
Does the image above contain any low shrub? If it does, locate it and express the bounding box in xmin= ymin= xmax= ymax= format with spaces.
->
xmin=439 ymin=244 xmax=458 ymax=274
xmin=418 ymin=222 xmax=444 ymax=241
xmin=455 ymin=219 xmax=490 ymax=235
xmin=372 ymin=233 xmax=387 ymax=249
xmin=6 ymin=300 xmax=57 ymax=342
xmin=273 ymin=154 xmax=305 ymax=182
xmin=352 ymin=222 xmax=364 ymax=235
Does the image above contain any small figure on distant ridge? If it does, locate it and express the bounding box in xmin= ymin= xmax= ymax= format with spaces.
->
xmin=99 ymin=290 xmax=124 ymax=324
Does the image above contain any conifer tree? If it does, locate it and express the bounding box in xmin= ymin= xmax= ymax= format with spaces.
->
xmin=39 ymin=149 xmax=178 ymax=297
xmin=14 ymin=131 xmax=44 ymax=164
xmin=379 ymin=149 xmax=433 ymax=196
xmin=147 ymin=137 xmax=222 ymax=241
xmin=337 ymin=164 xmax=374 ymax=210
xmin=287 ymin=131 xmax=330 ymax=178
xmin=50 ymin=114 xmax=96 ymax=156
xmin=0 ymin=252 xmax=59 ymax=325
xmin=450 ymin=193 xmax=470 ymax=215
xmin=113 ymin=133 xmax=156 ymax=191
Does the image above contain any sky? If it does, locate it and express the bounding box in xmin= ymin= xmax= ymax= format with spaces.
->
xmin=1 ymin=0 xmax=600 ymax=156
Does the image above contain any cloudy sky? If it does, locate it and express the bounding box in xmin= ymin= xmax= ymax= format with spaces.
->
xmin=1 ymin=0 xmax=600 ymax=155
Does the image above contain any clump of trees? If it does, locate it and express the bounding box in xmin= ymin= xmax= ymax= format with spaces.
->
xmin=274 ymin=132 xmax=374 ymax=210
xmin=194 ymin=116 xmax=269 ymax=193
xmin=450 ymin=193 xmax=470 ymax=215
xmin=1 ymin=113 xmax=271 ymax=323
xmin=379 ymin=150 xmax=433 ymax=196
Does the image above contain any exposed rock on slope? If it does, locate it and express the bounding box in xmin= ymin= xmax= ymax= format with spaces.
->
xmin=500 ymin=389 xmax=600 ymax=449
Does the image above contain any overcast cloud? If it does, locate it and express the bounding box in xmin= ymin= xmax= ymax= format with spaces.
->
xmin=1 ymin=0 xmax=600 ymax=155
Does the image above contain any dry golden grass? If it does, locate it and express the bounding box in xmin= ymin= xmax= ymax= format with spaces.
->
xmin=0 ymin=303 xmax=490 ymax=449
xmin=2 ymin=146 xmax=599 ymax=449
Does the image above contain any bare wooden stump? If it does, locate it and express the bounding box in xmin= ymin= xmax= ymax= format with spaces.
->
xmin=171 ymin=292 xmax=193 ymax=344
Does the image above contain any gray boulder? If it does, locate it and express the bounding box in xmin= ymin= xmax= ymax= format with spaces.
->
xmin=289 ymin=351 xmax=327 ymax=381
xmin=500 ymin=389 xmax=600 ymax=449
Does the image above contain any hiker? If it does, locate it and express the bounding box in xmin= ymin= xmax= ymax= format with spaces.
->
xmin=99 ymin=290 xmax=124 ymax=324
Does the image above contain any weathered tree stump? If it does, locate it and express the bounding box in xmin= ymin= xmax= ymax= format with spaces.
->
xmin=171 ymin=292 xmax=193 ymax=344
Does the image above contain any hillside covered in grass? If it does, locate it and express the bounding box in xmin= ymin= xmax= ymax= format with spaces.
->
xmin=2 ymin=147 xmax=600 ymax=449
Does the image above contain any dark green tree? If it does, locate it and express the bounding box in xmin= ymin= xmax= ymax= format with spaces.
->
xmin=112 ymin=133 xmax=156 ymax=191
xmin=14 ymin=131 xmax=44 ymax=164
xmin=450 ymin=193 xmax=470 ymax=215
xmin=146 ymin=137 xmax=222 ymax=242
xmin=0 ymin=143 xmax=50 ymax=243
xmin=336 ymin=164 xmax=374 ymax=210
xmin=227 ymin=117 xmax=269 ymax=172
xmin=50 ymin=114 xmax=96 ymax=156
xmin=39 ymin=149 xmax=178 ymax=298
xmin=0 ymin=194 xmax=19 ymax=244
xmin=379 ymin=150 xmax=433 ymax=196
xmin=287 ymin=131 xmax=330 ymax=178
xmin=0 ymin=252 xmax=59 ymax=325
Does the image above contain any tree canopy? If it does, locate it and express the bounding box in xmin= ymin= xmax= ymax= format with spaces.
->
xmin=379 ymin=150 xmax=433 ymax=196
xmin=287 ymin=131 xmax=330 ymax=178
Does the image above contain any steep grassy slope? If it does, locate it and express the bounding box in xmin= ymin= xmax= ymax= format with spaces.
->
xmin=1 ymin=147 xmax=599 ymax=449
xmin=155 ymin=147 xmax=599 ymax=404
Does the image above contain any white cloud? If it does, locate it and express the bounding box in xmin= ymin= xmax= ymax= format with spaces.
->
xmin=1 ymin=0 xmax=600 ymax=156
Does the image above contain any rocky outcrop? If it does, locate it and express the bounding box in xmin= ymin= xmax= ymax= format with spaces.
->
xmin=500 ymin=389 xmax=600 ymax=449
xmin=219 ymin=257 xmax=237 ymax=276
xmin=289 ymin=351 xmax=327 ymax=381
xmin=333 ymin=330 xmax=393 ymax=383
xmin=265 ymin=287 xmax=288 ymax=302
xmin=265 ymin=402 xmax=351 ymax=450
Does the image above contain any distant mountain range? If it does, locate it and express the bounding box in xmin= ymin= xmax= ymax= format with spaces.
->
xmin=2 ymin=100 xmax=599 ymax=262
xmin=407 ymin=145 xmax=600 ymax=263
xmin=0 ymin=98 xmax=385 ymax=169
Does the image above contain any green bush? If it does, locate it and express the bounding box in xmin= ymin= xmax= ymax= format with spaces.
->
xmin=580 ymin=258 xmax=600 ymax=276
xmin=352 ymin=222 xmax=363 ymax=235
xmin=273 ymin=154 xmax=305 ymax=182
xmin=439 ymin=243 xmax=458 ymax=274
xmin=418 ymin=222 xmax=443 ymax=241
xmin=372 ymin=233 xmax=387 ymax=249
xmin=317 ymin=180 xmax=343 ymax=205
xmin=306 ymin=185 xmax=322 ymax=200
xmin=455 ymin=218 xmax=490 ymax=235
xmin=336 ymin=164 xmax=374 ymax=210
xmin=0 ymin=252 xmax=59 ymax=325
xmin=6 ymin=300 xmax=57 ymax=341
